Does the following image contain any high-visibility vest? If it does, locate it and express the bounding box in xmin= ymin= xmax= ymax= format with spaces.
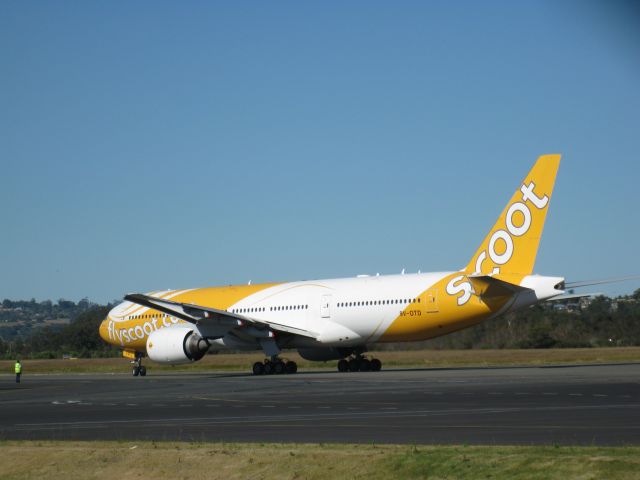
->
xmin=14 ymin=363 xmax=21 ymax=374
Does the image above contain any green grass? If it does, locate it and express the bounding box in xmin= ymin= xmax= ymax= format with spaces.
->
xmin=0 ymin=442 xmax=639 ymax=480
xmin=1 ymin=347 xmax=639 ymax=375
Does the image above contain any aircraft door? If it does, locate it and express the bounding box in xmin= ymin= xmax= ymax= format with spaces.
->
xmin=320 ymin=294 xmax=332 ymax=318
xmin=425 ymin=290 xmax=439 ymax=313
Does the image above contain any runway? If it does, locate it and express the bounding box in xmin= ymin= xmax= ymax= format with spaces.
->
xmin=1 ymin=363 xmax=639 ymax=445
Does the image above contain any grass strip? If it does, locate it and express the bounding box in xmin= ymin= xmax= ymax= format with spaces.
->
xmin=1 ymin=347 xmax=639 ymax=375
xmin=0 ymin=441 xmax=639 ymax=480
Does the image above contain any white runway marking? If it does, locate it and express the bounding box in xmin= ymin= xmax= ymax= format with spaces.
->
xmin=15 ymin=403 xmax=640 ymax=430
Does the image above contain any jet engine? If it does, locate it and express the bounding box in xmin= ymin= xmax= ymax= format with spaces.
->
xmin=146 ymin=326 xmax=209 ymax=364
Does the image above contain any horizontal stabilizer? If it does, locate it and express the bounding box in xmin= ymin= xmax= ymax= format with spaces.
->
xmin=468 ymin=275 xmax=531 ymax=298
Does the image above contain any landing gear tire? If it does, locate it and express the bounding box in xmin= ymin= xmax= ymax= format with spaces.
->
xmin=285 ymin=361 xmax=298 ymax=374
xmin=359 ymin=359 xmax=371 ymax=372
xmin=348 ymin=358 xmax=360 ymax=372
xmin=338 ymin=355 xmax=381 ymax=373
xmin=253 ymin=362 xmax=265 ymax=375
xmin=337 ymin=359 xmax=349 ymax=372
xmin=252 ymin=358 xmax=298 ymax=375
xmin=131 ymin=355 xmax=146 ymax=377
xmin=263 ymin=361 xmax=275 ymax=375
xmin=370 ymin=358 xmax=382 ymax=372
xmin=274 ymin=361 xmax=285 ymax=375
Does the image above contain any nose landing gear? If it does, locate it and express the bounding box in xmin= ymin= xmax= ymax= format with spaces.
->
xmin=131 ymin=356 xmax=147 ymax=377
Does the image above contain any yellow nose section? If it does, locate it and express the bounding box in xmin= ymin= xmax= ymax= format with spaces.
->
xmin=99 ymin=317 xmax=111 ymax=344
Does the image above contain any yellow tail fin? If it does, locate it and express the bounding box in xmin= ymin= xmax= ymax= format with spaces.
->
xmin=464 ymin=154 xmax=561 ymax=276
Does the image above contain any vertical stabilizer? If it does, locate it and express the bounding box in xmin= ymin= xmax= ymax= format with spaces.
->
xmin=464 ymin=154 xmax=561 ymax=276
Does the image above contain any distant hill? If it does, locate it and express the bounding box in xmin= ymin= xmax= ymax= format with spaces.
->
xmin=0 ymin=298 xmax=101 ymax=341
xmin=0 ymin=304 xmax=119 ymax=359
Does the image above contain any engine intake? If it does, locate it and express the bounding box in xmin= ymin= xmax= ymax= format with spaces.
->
xmin=146 ymin=326 xmax=209 ymax=364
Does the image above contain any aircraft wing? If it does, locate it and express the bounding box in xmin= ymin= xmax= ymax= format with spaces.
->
xmin=124 ymin=293 xmax=318 ymax=339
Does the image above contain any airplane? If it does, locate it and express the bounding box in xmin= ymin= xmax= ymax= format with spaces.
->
xmin=98 ymin=154 xmax=626 ymax=377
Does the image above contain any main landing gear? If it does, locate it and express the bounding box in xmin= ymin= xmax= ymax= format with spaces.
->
xmin=252 ymin=356 xmax=298 ymax=375
xmin=337 ymin=355 xmax=382 ymax=373
xmin=131 ymin=356 xmax=147 ymax=377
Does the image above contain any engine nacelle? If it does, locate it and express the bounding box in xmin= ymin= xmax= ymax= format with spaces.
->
xmin=297 ymin=347 xmax=355 ymax=361
xmin=146 ymin=326 xmax=209 ymax=364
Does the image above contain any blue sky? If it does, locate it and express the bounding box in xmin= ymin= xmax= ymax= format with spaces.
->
xmin=1 ymin=1 xmax=639 ymax=303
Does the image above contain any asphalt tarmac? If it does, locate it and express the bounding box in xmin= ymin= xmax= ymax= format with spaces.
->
xmin=1 ymin=363 xmax=639 ymax=445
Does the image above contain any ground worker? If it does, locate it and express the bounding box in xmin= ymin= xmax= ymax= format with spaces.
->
xmin=14 ymin=359 xmax=21 ymax=383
